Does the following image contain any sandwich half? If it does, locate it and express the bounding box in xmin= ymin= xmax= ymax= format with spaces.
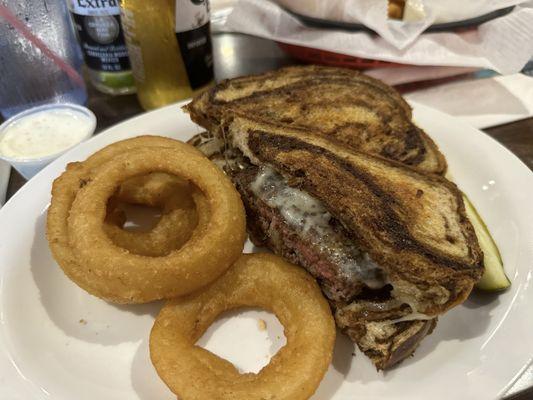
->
xmin=185 ymin=65 xmax=447 ymax=175
xmin=188 ymin=118 xmax=483 ymax=369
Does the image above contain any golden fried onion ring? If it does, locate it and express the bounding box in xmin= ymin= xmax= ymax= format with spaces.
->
xmin=150 ymin=253 xmax=336 ymax=400
xmin=65 ymin=144 xmax=246 ymax=303
xmin=48 ymin=137 xmax=192 ymax=298
xmin=104 ymin=173 xmax=199 ymax=257
xmin=115 ymin=172 xmax=193 ymax=208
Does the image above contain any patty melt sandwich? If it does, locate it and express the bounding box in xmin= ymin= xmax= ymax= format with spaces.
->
xmin=185 ymin=65 xmax=484 ymax=369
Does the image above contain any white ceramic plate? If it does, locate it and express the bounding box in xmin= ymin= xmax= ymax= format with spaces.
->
xmin=0 ymin=101 xmax=532 ymax=400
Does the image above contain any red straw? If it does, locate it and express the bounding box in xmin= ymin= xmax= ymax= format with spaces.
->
xmin=0 ymin=5 xmax=85 ymax=87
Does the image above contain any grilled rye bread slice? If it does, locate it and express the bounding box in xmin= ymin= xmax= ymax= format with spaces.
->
xmin=335 ymin=297 xmax=437 ymax=370
xmin=184 ymin=65 xmax=446 ymax=175
xmin=188 ymin=131 xmax=440 ymax=369
xmin=226 ymin=117 xmax=483 ymax=316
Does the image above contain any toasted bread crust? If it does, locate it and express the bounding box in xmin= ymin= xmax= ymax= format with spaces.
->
xmin=229 ymin=118 xmax=483 ymax=316
xmin=185 ymin=65 xmax=446 ymax=174
xmin=343 ymin=318 xmax=437 ymax=370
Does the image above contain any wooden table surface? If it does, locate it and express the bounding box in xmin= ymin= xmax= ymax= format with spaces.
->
xmin=3 ymin=32 xmax=533 ymax=399
xmin=5 ymin=32 xmax=533 ymax=199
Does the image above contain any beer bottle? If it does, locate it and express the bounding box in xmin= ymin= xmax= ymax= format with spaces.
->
xmin=67 ymin=0 xmax=135 ymax=95
xmin=120 ymin=0 xmax=214 ymax=110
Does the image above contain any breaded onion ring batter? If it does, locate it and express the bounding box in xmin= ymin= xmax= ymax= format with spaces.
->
xmin=150 ymin=253 xmax=336 ymax=400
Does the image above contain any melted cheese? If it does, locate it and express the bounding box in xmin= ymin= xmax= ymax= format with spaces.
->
xmin=251 ymin=166 xmax=331 ymax=234
xmin=251 ymin=166 xmax=387 ymax=289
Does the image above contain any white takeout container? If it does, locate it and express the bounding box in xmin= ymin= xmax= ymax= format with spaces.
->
xmin=0 ymin=103 xmax=96 ymax=179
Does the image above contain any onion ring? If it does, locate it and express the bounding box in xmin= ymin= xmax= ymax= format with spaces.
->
xmin=103 ymin=206 xmax=197 ymax=257
xmin=48 ymin=137 xmax=188 ymax=297
xmin=150 ymin=253 xmax=336 ymax=400
xmin=114 ymin=172 xmax=193 ymax=208
xmin=104 ymin=186 xmax=213 ymax=259
xmin=65 ymin=144 xmax=246 ymax=303
xmin=104 ymin=173 xmax=199 ymax=256
xmin=47 ymin=136 xmax=233 ymax=303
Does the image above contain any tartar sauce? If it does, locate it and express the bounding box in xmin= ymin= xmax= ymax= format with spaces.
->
xmin=0 ymin=108 xmax=94 ymax=160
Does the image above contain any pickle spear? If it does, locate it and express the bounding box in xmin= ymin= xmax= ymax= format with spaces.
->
xmin=463 ymin=195 xmax=511 ymax=291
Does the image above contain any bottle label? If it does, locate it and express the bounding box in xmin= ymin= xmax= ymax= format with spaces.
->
xmin=68 ymin=0 xmax=130 ymax=73
xmin=175 ymin=0 xmax=213 ymax=89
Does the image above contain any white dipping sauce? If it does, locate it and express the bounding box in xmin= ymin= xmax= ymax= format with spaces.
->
xmin=0 ymin=108 xmax=93 ymax=159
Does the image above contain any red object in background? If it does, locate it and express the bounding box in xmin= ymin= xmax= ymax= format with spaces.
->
xmin=277 ymin=42 xmax=405 ymax=69
xmin=277 ymin=41 xmax=480 ymax=93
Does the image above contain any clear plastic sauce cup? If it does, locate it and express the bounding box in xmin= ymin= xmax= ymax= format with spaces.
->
xmin=0 ymin=104 xmax=96 ymax=179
